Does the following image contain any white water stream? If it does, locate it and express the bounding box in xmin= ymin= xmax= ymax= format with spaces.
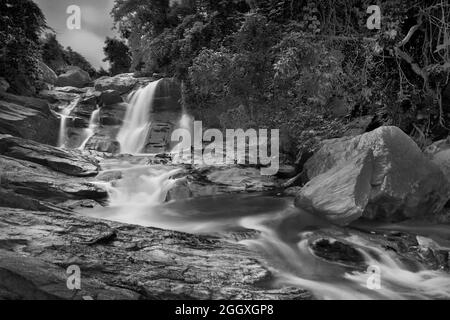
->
xmin=57 ymin=97 xmax=80 ymax=147
xmin=78 ymin=108 xmax=100 ymax=150
xmin=117 ymin=80 xmax=161 ymax=154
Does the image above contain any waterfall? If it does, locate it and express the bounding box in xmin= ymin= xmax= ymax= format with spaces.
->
xmin=78 ymin=108 xmax=100 ymax=150
xmin=58 ymin=97 xmax=80 ymax=147
xmin=117 ymin=80 xmax=161 ymax=154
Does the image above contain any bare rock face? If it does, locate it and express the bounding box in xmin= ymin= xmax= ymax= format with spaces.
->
xmin=295 ymin=126 xmax=450 ymax=224
xmin=0 ymin=93 xmax=59 ymax=145
xmin=56 ymin=67 xmax=91 ymax=88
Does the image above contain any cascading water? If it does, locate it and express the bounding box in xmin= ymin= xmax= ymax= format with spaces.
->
xmin=58 ymin=97 xmax=80 ymax=147
xmin=117 ymin=80 xmax=162 ymax=154
xmin=78 ymin=108 xmax=100 ymax=150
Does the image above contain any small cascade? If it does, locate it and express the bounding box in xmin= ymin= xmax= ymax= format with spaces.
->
xmin=78 ymin=108 xmax=100 ymax=150
xmin=57 ymin=97 xmax=80 ymax=147
xmin=117 ymin=80 xmax=161 ymax=154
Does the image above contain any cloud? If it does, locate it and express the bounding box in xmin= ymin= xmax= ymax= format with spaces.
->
xmin=33 ymin=0 xmax=117 ymax=69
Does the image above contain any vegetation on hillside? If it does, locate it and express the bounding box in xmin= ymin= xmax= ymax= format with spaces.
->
xmin=0 ymin=0 xmax=47 ymax=94
xmin=111 ymin=0 xmax=450 ymax=150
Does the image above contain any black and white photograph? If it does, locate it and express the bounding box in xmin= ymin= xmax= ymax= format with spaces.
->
xmin=1 ymin=0 xmax=450 ymax=307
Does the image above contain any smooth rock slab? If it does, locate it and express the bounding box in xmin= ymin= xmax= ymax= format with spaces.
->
xmin=0 ymin=155 xmax=106 ymax=203
xmin=0 ymin=208 xmax=312 ymax=300
xmin=0 ymin=135 xmax=99 ymax=177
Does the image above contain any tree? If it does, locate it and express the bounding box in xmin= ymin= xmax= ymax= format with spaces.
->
xmin=0 ymin=0 xmax=47 ymax=94
xmin=103 ymin=37 xmax=131 ymax=75
xmin=41 ymin=33 xmax=66 ymax=72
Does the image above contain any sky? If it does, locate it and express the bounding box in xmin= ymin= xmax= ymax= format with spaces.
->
xmin=33 ymin=0 xmax=118 ymax=69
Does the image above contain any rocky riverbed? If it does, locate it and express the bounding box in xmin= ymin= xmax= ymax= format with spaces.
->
xmin=1 ymin=73 xmax=450 ymax=300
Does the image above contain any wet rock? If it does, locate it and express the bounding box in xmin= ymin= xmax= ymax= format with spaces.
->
xmin=0 ymin=92 xmax=59 ymax=145
xmin=85 ymin=127 xmax=121 ymax=154
xmin=96 ymin=170 xmax=123 ymax=182
xmin=166 ymin=179 xmax=193 ymax=201
xmin=0 ymin=208 xmax=312 ymax=300
xmin=99 ymin=90 xmax=122 ymax=106
xmin=38 ymin=89 xmax=80 ymax=103
xmin=71 ymin=100 xmax=97 ymax=120
xmin=94 ymin=73 xmax=138 ymax=94
xmin=54 ymin=86 xmax=90 ymax=94
xmin=152 ymin=78 xmax=182 ymax=113
xmin=298 ymin=126 xmax=450 ymax=224
xmin=0 ymin=134 xmax=99 ymax=176
xmin=56 ymin=66 xmax=91 ymax=88
xmin=310 ymin=238 xmax=366 ymax=269
xmin=206 ymin=167 xmax=277 ymax=192
xmin=99 ymin=103 xmax=127 ymax=126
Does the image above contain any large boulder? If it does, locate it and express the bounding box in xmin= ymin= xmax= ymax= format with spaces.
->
xmin=295 ymin=126 xmax=450 ymax=225
xmin=56 ymin=67 xmax=91 ymax=88
xmin=295 ymin=150 xmax=374 ymax=225
xmin=99 ymin=89 xmax=123 ymax=106
xmin=94 ymin=73 xmax=138 ymax=94
xmin=0 ymin=93 xmax=59 ymax=145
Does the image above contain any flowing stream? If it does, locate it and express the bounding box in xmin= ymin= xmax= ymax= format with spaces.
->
xmin=80 ymin=159 xmax=450 ymax=300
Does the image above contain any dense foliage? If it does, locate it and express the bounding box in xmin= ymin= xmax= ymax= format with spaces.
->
xmin=111 ymin=0 xmax=450 ymax=150
xmin=41 ymin=33 xmax=96 ymax=76
xmin=0 ymin=0 xmax=47 ymax=94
